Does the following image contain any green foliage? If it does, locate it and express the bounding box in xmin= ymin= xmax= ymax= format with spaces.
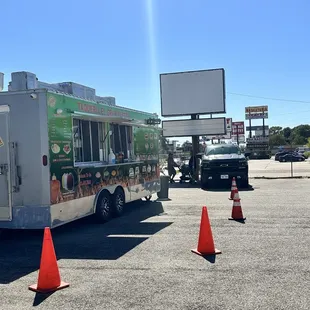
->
xmin=269 ymin=134 xmax=286 ymax=147
xmin=282 ymin=127 xmax=292 ymax=139
xmin=269 ymin=124 xmax=310 ymax=147
xmin=303 ymin=151 xmax=310 ymax=159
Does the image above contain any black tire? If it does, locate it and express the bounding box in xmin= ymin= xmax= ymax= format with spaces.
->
xmin=95 ymin=190 xmax=112 ymax=222
xmin=241 ymin=178 xmax=249 ymax=189
xmin=112 ymin=187 xmax=125 ymax=217
xmin=201 ymin=172 xmax=208 ymax=190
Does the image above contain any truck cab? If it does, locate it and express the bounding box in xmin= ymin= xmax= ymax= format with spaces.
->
xmin=200 ymin=144 xmax=249 ymax=189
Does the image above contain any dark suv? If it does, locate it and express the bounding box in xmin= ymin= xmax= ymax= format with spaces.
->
xmin=200 ymin=144 xmax=249 ymax=189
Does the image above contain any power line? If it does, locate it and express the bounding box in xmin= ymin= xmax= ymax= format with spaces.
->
xmin=277 ymin=109 xmax=310 ymax=116
xmin=227 ymin=92 xmax=310 ymax=104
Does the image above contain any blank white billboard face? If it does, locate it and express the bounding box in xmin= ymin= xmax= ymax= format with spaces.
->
xmin=162 ymin=118 xmax=226 ymax=137
xmin=160 ymin=69 xmax=225 ymax=117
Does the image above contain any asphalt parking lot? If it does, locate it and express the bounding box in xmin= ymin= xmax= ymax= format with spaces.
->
xmin=1 ymin=175 xmax=310 ymax=310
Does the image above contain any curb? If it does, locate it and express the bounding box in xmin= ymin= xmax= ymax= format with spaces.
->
xmin=249 ymin=176 xmax=310 ymax=180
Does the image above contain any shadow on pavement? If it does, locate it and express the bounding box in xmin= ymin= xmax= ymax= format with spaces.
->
xmin=33 ymin=292 xmax=56 ymax=307
xmin=203 ymin=254 xmax=217 ymax=264
xmin=0 ymin=200 xmax=172 ymax=284
xmin=204 ymin=184 xmax=255 ymax=192
xmin=228 ymin=218 xmax=246 ymax=224
xmin=167 ymin=181 xmax=255 ymax=192
xmin=168 ymin=181 xmax=201 ymax=189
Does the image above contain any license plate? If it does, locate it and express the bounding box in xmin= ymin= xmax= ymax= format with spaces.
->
xmin=221 ymin=175 xmax=229 ymax=179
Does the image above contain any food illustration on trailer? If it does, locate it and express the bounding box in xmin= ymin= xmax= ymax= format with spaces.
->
xmin=47 ymin=93 xmax=160 ymax=205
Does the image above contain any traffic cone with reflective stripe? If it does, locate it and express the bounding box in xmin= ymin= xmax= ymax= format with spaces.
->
xmin=29 ymin=227 xmax=69 ymax=293
xmin=229 ymin=191 xmax=246 ymax=221
xmin=229 ymin=177 xmax=238 ymax=200
xmin=191 ymin=206 xmax=221 ymax=256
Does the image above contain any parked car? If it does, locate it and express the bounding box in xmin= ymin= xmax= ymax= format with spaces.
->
xmin=279 ymin=153 xmax=305 ymax=162
xmin=275 ymin=150 xmax=305 ymax=161
xmin=275 ymin=151 xmax=290 ymax=161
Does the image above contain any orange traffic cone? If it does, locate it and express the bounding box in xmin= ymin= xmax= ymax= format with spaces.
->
xmin=229 ymin=177 xmax=238 ymax=200
xmin=191 ymin=206 xmax=221 ymax=256
xmin=29 ymin=227 xmax=69 ymax=293
xmin=228 ymin=191 xmax=246 ymax=221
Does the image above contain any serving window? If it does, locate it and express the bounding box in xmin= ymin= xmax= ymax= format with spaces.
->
xmin=110 ymin=124 xmax=133 ymax=159
xmin=73 ymin=118 xmax=108 ymax=163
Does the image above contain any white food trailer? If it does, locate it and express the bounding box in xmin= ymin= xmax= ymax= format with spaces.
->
xmin=0 ymin=71 xmax=161 ymax=229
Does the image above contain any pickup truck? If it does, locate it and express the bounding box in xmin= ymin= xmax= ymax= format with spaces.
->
xmin=200 ymin=144 xmax=249 ymax=189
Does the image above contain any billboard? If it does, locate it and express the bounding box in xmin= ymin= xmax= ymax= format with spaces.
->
xmin=246 ymin=125 xmax=269 ymax=131
xmin=247 ymin=137 xmax=269 ymax=143
xmin=232 ymin=121 xmax=245 ymax=135
xmin=160 ymin=68 xmax=226 ymax=117
xmin=162 ymin=117 xmax=226 ymax=137
xmin=245 ymin=106 xmax=268 ymax=120
xmin=232 ymin=135 xmax=245 ymax=143
xmin=204 ymin=132 xmax=232 ymax=140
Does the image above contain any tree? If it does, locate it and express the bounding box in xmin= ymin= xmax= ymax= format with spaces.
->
xmin=292 ymin=135 xmax=306 ymax=146
xmin=282 ymin=127 xmax=292 ymax=140
xmin=292 ymin=124 xmax=310 ymax=138
xmin=291 ymin=125 xmax=310 ymax=145
xmin=269 ymin=134 xmax=286 ymax=148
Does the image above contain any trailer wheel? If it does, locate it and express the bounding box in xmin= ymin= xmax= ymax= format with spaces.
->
xmin=96 ymin=190 xmax=112 ymax=222
xmin=112 ymin=187 xmax=125 ymax=217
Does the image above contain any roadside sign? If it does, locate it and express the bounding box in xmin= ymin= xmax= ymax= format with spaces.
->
xmin=245 ymin=106 xmax=268 ymax=120
xmin=226 ymin=118 xmax=232 ymax=132
xmin=232 ymin=135 xmax=245 ymax=143
xmin=232 ymin=121 xmax=245 ymax=135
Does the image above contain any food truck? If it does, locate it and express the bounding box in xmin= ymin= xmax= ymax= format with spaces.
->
xmin=0 ymin=72 xmax=161 ymax=229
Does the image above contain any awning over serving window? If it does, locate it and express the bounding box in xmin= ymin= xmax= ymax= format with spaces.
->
xmin=121 ymin=121 xmax=161 ymax=129
xmin=72 ymin=111 xmax=133 ymax=124
xmin=72 ymin=111 xmax=163 ymax=129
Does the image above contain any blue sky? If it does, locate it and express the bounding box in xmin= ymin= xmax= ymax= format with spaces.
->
xmin=1 ymin=0 xmax=310 ymax=142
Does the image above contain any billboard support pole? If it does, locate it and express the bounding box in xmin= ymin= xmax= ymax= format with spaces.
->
xmin=249 ymin=112 xmax=252 ymax=138
xmin=262 ymin=112 xmax=265 ymax=137
xmin=191 ymin=114 xmax=200 ymax=182
xmin=236 ymin=125 xmax=239 ymax=145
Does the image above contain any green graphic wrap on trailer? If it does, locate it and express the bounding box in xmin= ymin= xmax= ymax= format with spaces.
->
xmin=47 ymin=92 xmax=160 ymax=205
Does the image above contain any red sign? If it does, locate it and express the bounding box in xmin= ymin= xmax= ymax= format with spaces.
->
xmin=232 ymin=121 xmax=244 ymax=135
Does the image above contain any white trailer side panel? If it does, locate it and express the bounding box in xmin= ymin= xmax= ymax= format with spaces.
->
xmin=0 ymin=90 xmax=50 ymax=229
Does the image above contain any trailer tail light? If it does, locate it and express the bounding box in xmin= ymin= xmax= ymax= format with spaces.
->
xmin=42 ymin=155 xmax=48 ymax=166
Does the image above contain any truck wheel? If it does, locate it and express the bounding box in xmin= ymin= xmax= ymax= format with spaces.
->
xmin=96 ymin=190 xmax=112 ymax=222
xmin=112 ymin=187 xmax=125 ymax=217
xmin=201 ymin=172 xmax=208 ymax=189
xmin=241 ymin=178 xmax=249 ymax=189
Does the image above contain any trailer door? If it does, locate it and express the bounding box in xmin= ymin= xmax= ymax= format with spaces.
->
xmin=0 ymin=106 xmax=12 ymax=221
